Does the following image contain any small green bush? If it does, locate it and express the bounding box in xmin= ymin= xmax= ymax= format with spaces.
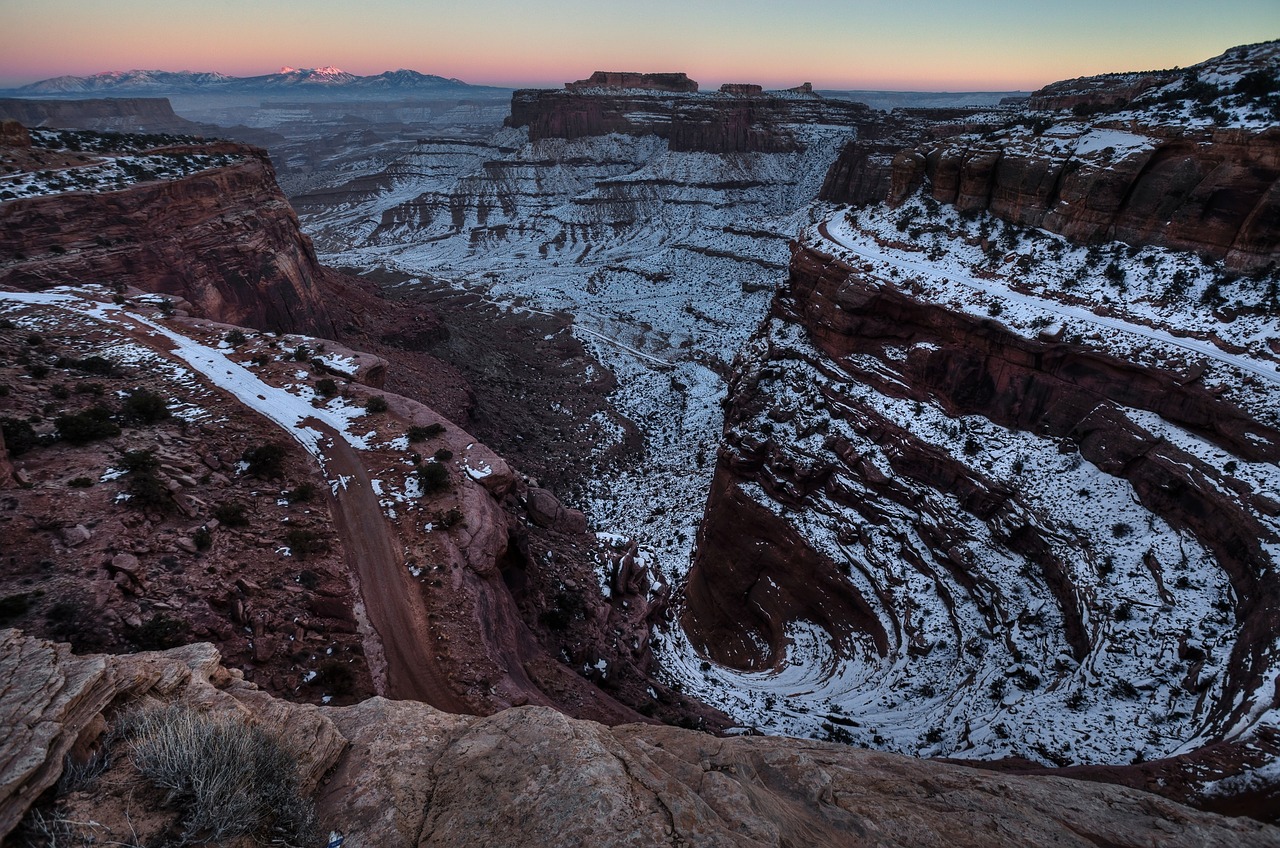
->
xmin=193 ymin=526 xmax=212 ymax=550
xmin=224 ymin=329 xmax=247 ymax=346
xmin=417 ymin=461 xmax=449 ymax=494
xmin=407 ymin=422 xmax=445 ymax=442
xmin=315 ymin=378 xmax=337 ymax=398
xmin=284 ymin=528 xmax=328 ymax=560
xmin=433 ymin=448 xmax=453 ymax=462
xmin=57 ymin=354 xmax=116 ymax=375
xmin=127 ymin=613 xmax=189 ymax=651
xmin=56 ymin=405 xmax=120 ymax=444
xmin=123 ymin=388 xmax=170 ymax=424
xmin=0 ymin=592 xmax=32 ymax=625
xmin=1 ymin=418 xmax=38 ymax=456
xmin=214 ymin=501 xmax=250 ymax=527
xmin=365 ymin=395 xmax=389 ymax=413
xmin=243 ymin=443 xmax=286 ymax=478
xmin=285 ymin=482 xmax=317 ymax=503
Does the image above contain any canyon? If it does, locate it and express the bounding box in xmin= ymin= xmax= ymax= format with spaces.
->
xmin=1 ymin=41 xmax=1279 ymax=845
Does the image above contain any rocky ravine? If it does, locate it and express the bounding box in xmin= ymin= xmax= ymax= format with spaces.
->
xmin=4 ymin=629 xmax=1279 ymax=847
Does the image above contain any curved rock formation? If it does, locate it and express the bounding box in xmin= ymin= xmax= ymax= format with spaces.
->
xmin=680 ymin=235 xmax=1280 ymax=810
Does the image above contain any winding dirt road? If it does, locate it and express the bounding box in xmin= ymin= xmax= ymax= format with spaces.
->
xmin=302 ymin=418 xmax=469 ymax=711
xmin=3 ymin=290 xmax=467 ymax=712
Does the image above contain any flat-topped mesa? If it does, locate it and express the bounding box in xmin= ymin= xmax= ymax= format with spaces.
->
xmin=565 ymin=71 xmax=698 ymax=92
xmin=0 ymin=97 xmax=202 ymax=134
xmin=720 ymin=83 xmax=763 ymax=95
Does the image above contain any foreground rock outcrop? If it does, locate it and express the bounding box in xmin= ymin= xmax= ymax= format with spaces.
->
xmin=4 ymin=629 xmax=1278 ymax=847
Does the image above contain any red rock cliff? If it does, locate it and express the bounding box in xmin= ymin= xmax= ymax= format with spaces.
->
xmin=0 ymin=144 xmax=337 ymax=335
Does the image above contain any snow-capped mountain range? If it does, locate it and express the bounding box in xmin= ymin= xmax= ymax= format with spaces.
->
xmin=7 ymin=67 xmax=508 ymax=97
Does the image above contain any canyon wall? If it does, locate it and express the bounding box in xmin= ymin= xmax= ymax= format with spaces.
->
xmin=680 ymin=234 xmax=1280 ymax=809
xmin=507 ymin=88 xmax=875 ymax=153
xmin=0 ymin=143 xmax=338 ymax=335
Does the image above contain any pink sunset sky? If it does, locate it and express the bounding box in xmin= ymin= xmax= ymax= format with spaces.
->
xmin=1 ymin=0 xmax=1277 ymax=91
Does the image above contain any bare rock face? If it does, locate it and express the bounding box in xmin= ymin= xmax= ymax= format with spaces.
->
xmin=565 ymin=71 xmax=699 ymax=92
xmin=4 ymin=630 xmax=1277 ymax=848
xmin=0 ymin=141 xmax=337 ymax=336
xmin=506 ymin=87 xmax=877 ymax=153
xmin=0 ymin=118 xmax=30 ymax=147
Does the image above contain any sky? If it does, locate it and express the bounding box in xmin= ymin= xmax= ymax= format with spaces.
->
xmin=0 ymin=0 xmax=1277 ymax=91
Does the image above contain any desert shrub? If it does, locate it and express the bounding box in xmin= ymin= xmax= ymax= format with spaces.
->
xmin=539 ymin=589 xmax=585 ymax=631
xmin=68 ymin=476 xmax=93 ymax=488
xmin=1111 ymin=522 xmax=1133 ymax=539
xmin=224 ymin=329 xmax=247 ymax=346
xmin=1 ymin=418 xmax=38 ymax=456
xmin=193 ymin=526 xmax=212 ymax=550
xmin=25 ymin=363 xmax=49 ymax=379
xmin=433 ymin=448 xmax=453 ymax=462
xmin=56 ymin=405 xmax=120 ymax=444
xmin=284 ymin=528 xmax=328 ymax=560
xmin=124 ymin=703 xmax=317 ymax=846
xmin=0 ymin=592 xmax=33 ymax=625
xmin=407 ymin=422 xmax=445 ymax=442
xmin=242 ymin=443 xmax=286 ymax=478
xmin=292 ymin=344 xmax=310 ymax=362
xmin=417 ymin=461 xmax=449 ymax=494
xmin=365 ymin=395 xmax=388 ymax=413
xmin=214 ymin=501 xmax=250 ymax=527
xmin=123 ymin=388 xmax=170 ymax=424
xmin=127 ymin=613 xmax=189 ymax=651
xmin=57 ymin=354 xmax=116 ymax=375
xmin=1110 ymin=679 xmax=1140 ymax=700
xmin=315 ymin=378 xmax=337 ymax=398
xmin=313 ymin=660 xmax=355 ymax=695
xmin=285 ymin=482 xmax=317 ymax=503
xmin=118 ymin=448 xmax=171 ymax=512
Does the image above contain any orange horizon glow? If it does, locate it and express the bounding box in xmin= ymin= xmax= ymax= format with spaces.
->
xmin=1 ymin=1 xmax=1276 ymax=93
